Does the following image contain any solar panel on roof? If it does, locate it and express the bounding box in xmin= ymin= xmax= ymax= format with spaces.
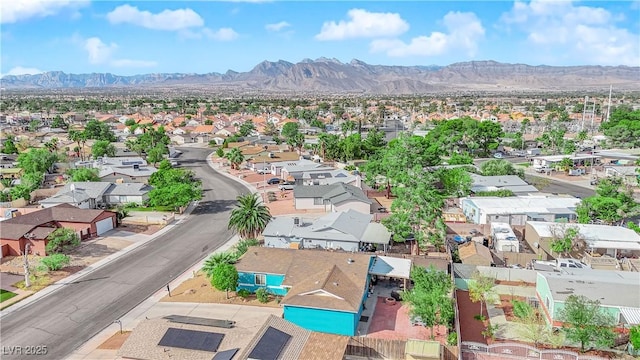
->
xmin=247 ymin=326 xmax=291 ymax=360
xmin=212 ymin=348 xmax=239 ymax=360
xmin=157 ymin=328 xmax=224 ymax=352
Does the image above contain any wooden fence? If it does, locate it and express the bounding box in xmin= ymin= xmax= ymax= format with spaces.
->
xmin=345 ymin=337 xmax=407 ymax=360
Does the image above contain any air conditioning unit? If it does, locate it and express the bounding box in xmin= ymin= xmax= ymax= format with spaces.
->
xmin=293 ymin=217 xmax=300 ymax=226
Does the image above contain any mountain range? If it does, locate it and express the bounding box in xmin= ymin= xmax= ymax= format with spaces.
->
xmin=2 ymin=59 xmax=638 ymax=94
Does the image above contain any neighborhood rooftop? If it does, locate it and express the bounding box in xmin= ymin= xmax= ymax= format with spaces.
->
xmin=464 ymin=195 xmax=581 ymax=214
xmin=527 ymin=221 xmax=640 ymax=251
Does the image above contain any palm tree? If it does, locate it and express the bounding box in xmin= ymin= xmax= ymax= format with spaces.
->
xmin=202 ymin=252 xmax=237 ymax=278
xmin=228 ymin=193 xmax=272 ymax=239
xmin=224 ymin=148 xmax=244 ymax=170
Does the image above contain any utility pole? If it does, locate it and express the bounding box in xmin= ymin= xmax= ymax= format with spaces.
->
xmin=23 ymin=243 xmax=31 ymax=288
xmin=590 ymin=101 xmax=596 ymax=134
xmin=581 ymin=96 xmax=588 ymax=131
xmin=605 ymin=85 xmax=613 ymax=123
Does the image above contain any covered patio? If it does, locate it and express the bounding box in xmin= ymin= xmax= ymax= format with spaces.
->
xmin=369 ymin=256 xmax=412 ymax=293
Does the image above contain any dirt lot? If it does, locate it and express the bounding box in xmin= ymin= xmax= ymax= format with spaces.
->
xmin=97 ymin=331 xmax=132 ymax=350
xmin=160 ymin=272 xmax=281 ymax=308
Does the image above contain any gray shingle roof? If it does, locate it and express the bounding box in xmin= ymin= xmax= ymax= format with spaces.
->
xmin=106 ymin=183 xmax=152 ymax=196
xmin=293 ymin=183 xmax=371 ymax=205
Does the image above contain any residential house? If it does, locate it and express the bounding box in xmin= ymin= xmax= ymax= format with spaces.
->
xmin=461 ymin=195 xmax=581 ymax=225
xmin=0 ymin=154 xmax=17 ymax=169
xmin=604 ymin=166 xmax=640 ymax=186
xmin=0 ymin=167 xmax=24 ymax=180
xmin=524 ymin=221 xmax=640 ymax=260
xmin=40 ymin=182 xmax=152 ymax=209
xmin=294 ymin=183 xmax=372 ymax=214
xmin=40 ymin=182 xmax=113 ymax=209
xmin=0 ymin=204 xmax=116 ymax=256
xmin=235 ymin=247 xmax=375 ymax=336
xmin=270 ymin=159 xmax=325 ymax=177
xmin=302 ymin=169 xmax=359 ymax=186
xmin=536 ymin=270 xmax=640 ymax=328
xmin=469 ymin=173 xmax=539 ymax=194
xmin=98 ymin=165 xmax=157 ymax=184
xmin=532 ymin=154 xmax=599 ymax=171
xmin=263 ymin=210 xmax=391 ymax=252
xmin=458 ymin=241 xmax=494 ymax=266
xmin=169 ymin=134 xmax=187 ymax=145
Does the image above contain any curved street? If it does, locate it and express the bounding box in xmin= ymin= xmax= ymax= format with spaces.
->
xmin=0 ymin=148 xmax=246 ymax=360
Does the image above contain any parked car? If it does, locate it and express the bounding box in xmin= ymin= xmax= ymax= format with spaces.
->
xmin=278 ymin=183 xmax=295 ymax=190
xmin=256 ymin=169 xmax=268 ymax=175
xmin=267 ymin=178 xmax=282 ymax=185
xmin=493 ymin=152 xmax=504 ymax=159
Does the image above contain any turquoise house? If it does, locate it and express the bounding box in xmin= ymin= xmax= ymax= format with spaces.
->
xmin=235 ymin=247 xmax=374 ymax=336
xmin=535 ymin=271 xmax=640 ymax=328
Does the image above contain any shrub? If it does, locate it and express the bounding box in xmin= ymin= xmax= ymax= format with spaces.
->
xmin=256 ymin=287 xmax=269 ymax=303
xmin=45 ymin=228 xmax=80 ymax=254
xmin=447 ymin=332 xmax=458 ymax=346
xmin=512 ymin=300 xmax=534 ymax=319
xmin=237 ymin=289 xmax=250 ymax=299
xmin=234 ymin=238 xmax=260 ymax=257
xmin=41 ymin=254 xmax=70 ymax=271
xmin=474 ymin=314 xmax=486 ymax=321
xmin=216 ymin=147 xmax=224 ymax=157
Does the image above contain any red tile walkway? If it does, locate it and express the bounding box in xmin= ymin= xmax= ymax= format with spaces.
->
xmin=456 ymin=290 xmax=488 ymax=344
xmin=367 ymin=296 xmax=446 ymax=342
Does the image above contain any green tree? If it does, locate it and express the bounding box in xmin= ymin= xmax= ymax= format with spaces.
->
xmin=210 ymin=263 xmax=239 ymax=299
xmin=558 ymin=157 xmax=574 ymax=172
xmin=17 ymin=148 xmax=59 ymax=174
xmin=468 ymin=271 xmax=495 ymax=317
xmin=84 ymin=119 xmax=116 ymax=142
xmin=576 ymin=178 xmax=639 ymax=225
xmin=149 ymin=182 xmax=201 ymax=209
xmin=45 ymin=228 xmax=81 ymax=254
xmin=228 ymin=193 xmax=272 ymax=239
xmin=1 ymin=138 xmax=19 ymax=154
xmin=281 ymin=122 xmax=300 ymax=140
xmin=146 ymin=145 xmax=165 ymax=166
xmin=41 ymin=254 xmax=71 ymax=271
xmin=215 ymin=147 xmax=224 ymax=158
xmin=630 ymin=325 xmax=640 ymax=351
xmin=558 ymin=295 xmax=616 ymax=352
xmin=91 ymin=140 xmax=116 ymax=158
xmin=68 ymin=168 xmax=100 ymax=182
xmin=238 ymin=120 xmax=255 ymax=137
xmin=448 ymin=153 xmax=474 ymax=165
xmin=476 ymin=120 xmax=504 ymax=156
xmin=480 ymin=159 xmax=524 ymax=178
xmin=202 ymin=252 xmax=237 ymax=278
xmin=51 ymin=115 xmax=67 ymax=129
xmin=402 ymin=266 xmax=454 ymax=339
xmin=224 ymin=148 xmax=245 ymax=170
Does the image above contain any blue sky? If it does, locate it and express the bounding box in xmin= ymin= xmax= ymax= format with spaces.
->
xmin=1 ymin=1 xmax=639 ymax=76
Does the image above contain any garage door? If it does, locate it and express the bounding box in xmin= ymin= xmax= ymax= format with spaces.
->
xmin=95 ymin=218 xmax=114 ymax=235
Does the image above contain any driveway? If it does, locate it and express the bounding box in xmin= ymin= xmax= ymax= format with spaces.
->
xmin=0 ymin=273 xmax=23 ymax=292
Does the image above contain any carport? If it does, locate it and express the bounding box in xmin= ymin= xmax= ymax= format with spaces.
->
xmin=369 ymin=255 xmax=412 ymax=290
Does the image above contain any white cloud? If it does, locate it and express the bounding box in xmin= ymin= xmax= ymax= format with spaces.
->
xmin=80 ymin=36 xmax=156 ymax=68
xmin=84 ymin=37 xmax=118 ymax=65
xmin=179 ymin=27 xmax=240 ymax=41
xmin=0 ymin=0 xmax=89 ymax=24
xmin=265 ymin=21 xmax=290 ymax=32
xmin=106 ymin=4 xmax=204 ymax=31
xmin=370 ymin=11 xmax=485 ymax=57
xmin=203 ymin=27 xmax=239 ymax=41
xmin=315 ymin=9 xmax=409 ymax=41
xmin=2 ymin=66 xmax=45 ymax=77
xmin=499 ymin=0 xmax=639 ymax=65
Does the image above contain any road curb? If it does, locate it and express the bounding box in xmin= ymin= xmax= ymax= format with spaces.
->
xmin=0 ymin=202 xmax=199 ymax=318
xmin=206 ymin=153 xmax=258 ymax=194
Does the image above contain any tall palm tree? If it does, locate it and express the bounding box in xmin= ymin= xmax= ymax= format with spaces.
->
xmin=228 ymin=193 xmax=271 ymax=239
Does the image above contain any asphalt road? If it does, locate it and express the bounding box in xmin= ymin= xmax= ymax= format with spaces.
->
xmin=524 ymin=174 xmax=595 ymax=199
xmin=0 ymin=148 xmax=246 ymax=360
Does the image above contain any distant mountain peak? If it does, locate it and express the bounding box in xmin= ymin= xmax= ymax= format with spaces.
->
xmin=1 ymin=59 xmax=637 ymax=94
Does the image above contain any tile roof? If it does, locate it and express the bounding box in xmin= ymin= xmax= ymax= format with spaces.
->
xmin=0 ymin=204 xmax=115 ymax=240
xmin=297 ymin=332 xmax=349 ymax=360
xmin=235 ymin=247 xmax=372 ymax=313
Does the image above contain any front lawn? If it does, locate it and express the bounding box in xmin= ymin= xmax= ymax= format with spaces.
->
xmin=0 ymin=289 xmax=17 ymax=302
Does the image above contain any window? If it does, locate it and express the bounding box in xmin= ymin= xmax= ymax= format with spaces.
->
xmin=313 ymin=197 xmax=323 ymax=205
xmin=119 ymin=196 xmax=127 ymax=203
xmin=255 ymin=274 xmax=266 ymax=285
